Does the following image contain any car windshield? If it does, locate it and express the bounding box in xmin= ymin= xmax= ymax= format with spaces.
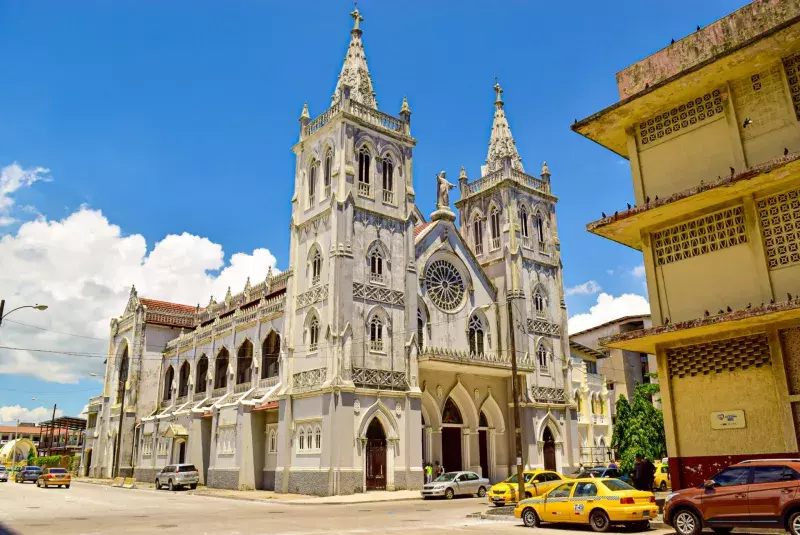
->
xmin=49 ymin=468 xmax=67 ymax=474
xmin=178 ymin=465 xmax=197 ymax=472
xmin=603 ymin=479 xmax=635 ymax=491
xmin=434 ymin=472 xmax=458 ymax=482
xmin=0 ymin=467 xmax=6 ymax=471
xmin=504 ymin=473 xmax=533 ymax=484
xmin=576 ymin=469 xmax=604 ymax=478
xmin=26 ymin=467 xmax=41 ymax=472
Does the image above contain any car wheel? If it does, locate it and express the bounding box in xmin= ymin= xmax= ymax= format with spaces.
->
xmin=660 ymin=481 xmax=667 ymax=491
xmin=444 ymin=488 xmax=454 ymax=500
xmin=168 ymin=479 xmax=174 ymax=491
xmin=65 ymin=485 xmax=70 ymax=489
xmin=711 ymin=528 xmax=732 ymax=535
xmin=477 ymin=486 xmax=487 ymax=498
xmin=522 ymin=507 xmax=540 ymax=528
xmin=589 ymin=510 xmax=611 ymax=533
xmin=190 ymin=483 xmax=197 ymax=490
xmin=155 ymin=479 xmax=160 ymax=490
xmin=789 ymin=511 xmax=800 ymax=535
xmin=673 ymin=509 xmax=702 ymax=535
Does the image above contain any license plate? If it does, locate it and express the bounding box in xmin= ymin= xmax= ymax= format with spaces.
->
xmin=643 ymin=511 xmax=650 ymax=518
xmin=492 ymin=497 xmax=503 ymax=502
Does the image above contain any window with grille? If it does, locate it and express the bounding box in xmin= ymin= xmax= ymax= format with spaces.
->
xmin=538 ymin=345 xmax=549 ymax=373
xmin=637 ymin=89 xmax=724 ymax=148
xmin=426 ymin=260 xmax=466 ymax=312
xmin=308 ymin=164 xmax=316 ymax=207
xmin=534 ymin=288 xmax=547 ymax=318
xmin=652 ymin=206 xmax=747 ymax=266
xmin=468 ymin=315 xmax=485 ymax=355
xmin=195 ymin=355 xmax=208 ymax=393
xmin=298 ymin=429 xmax=305 ymax=451
xmin=310 ymin=248 xmax=322 ymax=286
xmin=309 ymin=316 xmax=320 ymax=352
xmin=369 ymin=248 xmax=384 ymax=284
xmin=758 ymin=188 xmax=800 ymax=269
xmin=324 ymin=152 xmax=332 ymax=199
xmin=586 ymin=361 xmax=598 ymax=375
xmin=490 ymin=208 xmax=501 ymax=250
xmin=369 ymin=316 xmax=384 ymax=352
xmin=520 ymin=207 xmax=529 ymax=237
xmin=315 ymin=427 xmax=321 ymax=450
xmin=163 ymin=366 xmax=174 ymax=401
xmin=358 ymin=148 xmax=371 ymax=197
xmin=536 ymin=214 xmax=545 ymax=243
xmin=382 ymin=156 xmax=394 ymax=204
xmin=473 ymin=216 xmax=484 ymax=255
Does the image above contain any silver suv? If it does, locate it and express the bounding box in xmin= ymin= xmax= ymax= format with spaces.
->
xmin=0 ymin=466 xmax=7 ymax=482
xmin=155 ymin=464 xmax=199 ymax=491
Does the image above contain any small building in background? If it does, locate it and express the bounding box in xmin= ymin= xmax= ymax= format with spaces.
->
xmin=569 ymin=340 xmax=613 ymax=466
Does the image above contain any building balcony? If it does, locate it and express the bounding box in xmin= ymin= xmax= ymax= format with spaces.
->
xmin=382 ymin=190 xmax=394 ymax=204
xmin=234 ymin=382 xmax=252 ymax=394
xmin=324 ymin=184 xmax=331 ymax=200
xmin=474 ymin=243 xmax=483 ymax=256
xmin=587 ymin=373 xmax=605 ymax=390
xmin=601 ymin=299 xmax=800 ymax=354
xmin=211 ymin=387 xmax=227 ymax=399
xmin=258 ymin=376 xmax=279 ymax=390
xmin=175 ymin=396 xmax=188 ymax=406
xmin=455 ymin=167 xmax=552 ymax=207
xmin=592 ymin=414 xmax=608 ymax=425
xmin=585 ymin=151 xmax=800 ymax=250
xmin=351 ymin=367 xmax=407 ymax=391
xmin=193 ymin=390 xmax=207 ymax=401
xmin=418 ymin=347 xmax=534 ymax=377
xmin=358 ymin=181 xmax=373 ymax=199
xmin=577 ymin=413 xmax=589 ymax=425
xmin=490 ymin=237 xmax=500 ymax=251
xmin=369 ymin=272 xmax=385 ymax=285
xmin=369 ymin=340 xmax=384 ymax=353
xmin=522 ymin=236 xmax=532 ymax=249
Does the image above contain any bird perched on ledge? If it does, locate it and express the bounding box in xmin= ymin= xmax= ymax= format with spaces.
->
xmin=730 ymin=166 xmax=735 ymax=175
xmin=789 ymin=293 xmax=794 ymax=301
xmin=785 ymin=148 xmax=790 ymax=156
xmin=727 ymin=306 xmax=732 ymax=313
xmin=664 ymin=318 xmax=670 ymax=325
xmin=704 ymin=310 xmax=710 ymax=317
xmin=627 ymin=202 xmax=631 ymax=209
xmin=602 ymin=212 xmax=606 ymax=218
xmin=742 ymin=117 xmax=753 ymax=129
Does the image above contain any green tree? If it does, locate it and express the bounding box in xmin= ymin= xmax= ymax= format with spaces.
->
xmin=611 ymin=376 xmax=666 ymax=474
xmin=27 ymin=449 xmax=35 ymax=466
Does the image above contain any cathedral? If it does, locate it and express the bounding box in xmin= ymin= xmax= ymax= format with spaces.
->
xmin=82 ymin=8 xmax=578 ymax=495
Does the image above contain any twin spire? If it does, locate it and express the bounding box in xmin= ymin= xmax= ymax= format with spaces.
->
xmin=485 ymin=82 xmax=524 ymax=174
xmin=332 ymin=8 xmax=378 ymax=110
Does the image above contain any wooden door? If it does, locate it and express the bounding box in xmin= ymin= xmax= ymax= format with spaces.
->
xmin=543 ymin=427 xmax=556 ymax=471
xmin=366 ymin=439 xmax=386 ymax=490
xmin=478 ymin=430 xmax=489 ymax=480
xmin=442 ymin=427 xmax=462 ymax=473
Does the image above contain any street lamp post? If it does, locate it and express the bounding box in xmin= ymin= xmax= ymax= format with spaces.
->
xmin=0 ymin=300 xmax=48 ymax=326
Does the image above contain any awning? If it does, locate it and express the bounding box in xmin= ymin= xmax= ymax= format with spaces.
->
xmin=253 ymin=401 xmax=279 ymax=412
xmin=164 ymin=424 xmax=188 ymax=438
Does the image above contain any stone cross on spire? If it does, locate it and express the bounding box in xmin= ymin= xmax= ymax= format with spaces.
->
xmin=332 ymin=7 xmax=378 ymax=109
xmin=485 ymin=81 xmax=524 ymax=175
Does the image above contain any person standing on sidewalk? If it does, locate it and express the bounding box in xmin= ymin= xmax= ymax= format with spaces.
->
xmin=425 ymin=463 xmax=433 ymax=484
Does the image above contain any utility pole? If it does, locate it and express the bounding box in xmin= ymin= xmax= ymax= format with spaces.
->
xmin=507 ymin=299 xmax=525 ymax=503
xmin=47 ymin=404 xmax=57 ymax=456
xmin=13 ymin=418 xmax=19 ymax=464
xmin=113 ymin=379 xmax=125 ymax=477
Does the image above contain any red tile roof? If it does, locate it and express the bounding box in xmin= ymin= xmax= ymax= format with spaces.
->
xmin=0 ymin=425 xmax=40 ymax=434
xmin=414 ymin=222 xmax=432 ymax=238
xmin=253 ymin=401 xmax=279 ymax=412
xmin=139 ymin=298 xmax=196 ymax=314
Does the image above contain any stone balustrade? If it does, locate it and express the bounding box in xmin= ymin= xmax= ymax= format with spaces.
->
xmin=234 ymin=382 xmax=252 ymax=394
xmin=258 ymin=376 xmax=279 ymax=390
xmin=419 ymin=347 xmax=534 ymax=370
xmin=349 ymin=101 xmax=404 ymax=134
xmin=212 ymin=387 xmax=227 ymax=399
xmin=305 ymin=102 xmax=341 ymax=136
xmin=461 ymin=167 xmax=550 ymax=201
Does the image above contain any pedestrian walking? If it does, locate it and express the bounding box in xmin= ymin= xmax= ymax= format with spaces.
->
xmin=425 ymin=462 xmax=433 ymax=484
xmin=608 ymin=460 xmax=618 ymax=469
xmin=633 ymin=454 xmax=645 ymax=490
xmin=434 ymin=461 xmax=442 ymax=478
xmin=644 ymin=457 xmax=656 ymax=491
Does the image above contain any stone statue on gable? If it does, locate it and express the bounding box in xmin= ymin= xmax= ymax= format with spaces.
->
xmin=436 ymin=170 xmax=455 ymax=210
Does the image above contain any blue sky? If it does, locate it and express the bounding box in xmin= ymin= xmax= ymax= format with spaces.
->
xmin=0 ymin=0 xmax=748 ymax=420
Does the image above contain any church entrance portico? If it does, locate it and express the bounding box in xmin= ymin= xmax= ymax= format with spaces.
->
xmin=365 ymin=419 xmax=387 ymax=490
xmin=441 ymin=398 xmax=463 ymax=472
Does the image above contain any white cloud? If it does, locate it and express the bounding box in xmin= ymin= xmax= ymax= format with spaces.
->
xmin=568 ymin=292 xmax=651 ymax=334
xmin=606 ymin=269 xmax=614 ymax=275
xmin=565 ymin=280 xmax=602 ymax=296
xmin=0 ymin=405 xmax=64 ymax=425
xmin=631 ymin=264 xmax=646 ymax=278
xmin=0 ymin=163 xmax=50 ymax=225
xmin=0 ymin=204 xmax=278 ymax=384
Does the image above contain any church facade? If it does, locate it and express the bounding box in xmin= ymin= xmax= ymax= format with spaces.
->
xmin=82 ymin=9 xmax=579 ymax=495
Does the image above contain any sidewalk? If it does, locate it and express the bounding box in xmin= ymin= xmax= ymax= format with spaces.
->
xmin=73 ymin=478 xmax=421 ymax=505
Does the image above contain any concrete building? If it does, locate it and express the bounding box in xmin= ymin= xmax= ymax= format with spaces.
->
xmin=568 ymin=340 xmax=613 ymax=466
xmin=571 ymin=315 xmax=659 ymax=415
xmin=573 ymin=0 xmax=800 ymax=489
xmin=83 ymin=8 xmax=579 ymax=495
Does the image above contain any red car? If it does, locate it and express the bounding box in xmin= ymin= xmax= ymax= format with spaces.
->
xmin=664 ymin=459 xmax=800 ymax=535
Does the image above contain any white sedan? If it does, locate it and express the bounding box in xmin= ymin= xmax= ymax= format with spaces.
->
xmin=421 ymin=471 xmax=490 ymax=499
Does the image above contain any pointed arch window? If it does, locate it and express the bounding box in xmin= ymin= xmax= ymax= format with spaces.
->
xmin=314 ymin=426 xmax=322 ymax=450
xmin=520 ymin=206 xmax=531 ymax=249
xmin=382 ymin=156 xmax=394 ymax=204
xmin=262 ymin=332 xmax=280 ymax=380
xmin=479 ymin=411 xmax=489 ymax=428
xmin=214 ymin=349 xmax=229 ymax=390
xmin=310 ymin=247 xmax=322 ymax=286
xmin=308 ymin=163 xmax=317 ymax=207
xmin=298 ymin=429 xmax=305 ymax=451
xmin=324 ymin=151 xmax=332 ymax=199
xmin=574 ymin=391 xmax=582 ymax=413
xmin=369 ymin=246 xmax=385 ymax=284
xmin=178 ymin=361 xmax=190 ymax=398
xmin=268 ymin=429 xmax=277 ymax=453
xmin=538 ymin=344 xmax=549 ymax=374
xmin=490 ymin=207 xmax=501 ymax=251
xmin=536 ymin=212 xmax=547 ymax=254
xmin=417 ymin=309 xmax=425 ymax=353
xmin=308 ymin=315 xmax=320 ymax=352
xmin=442 ymin=398 xmax=463 ymax=425
xmin=473 ymin=214 xmax=484 ymax=256
xmin=195 ymin=355 xmax=208 ymax=393
xmin=533 ymin=287 xmax=547 ymax=318
xmin=358 ymin=148 xmax=372 ymax=198
xmin=117 ymin=347 xmax=129 ymax=403
xmin=369 ymin=315 xmax=384 ymax=353
xmin=163 ymin=365 xmax=174 ymax=402
xmin=468 ymin=314 xmax=485 ymax=356
xmin=236 ymin=340 xmax=253 ymax=385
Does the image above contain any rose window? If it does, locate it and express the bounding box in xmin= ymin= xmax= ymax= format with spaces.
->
xmin=426 ymin=260 xmax=465 ymax=312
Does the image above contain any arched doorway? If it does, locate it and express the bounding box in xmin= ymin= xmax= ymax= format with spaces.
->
xmin=441 ymin=398 xmax=463 ymax=472
xmin=174 ymin=440 xmax=186 ymax=464
xmin=478 ymin=411 xmax=489 ymax=480
xmin=84 ymin=448 xmax=93 ymax=477
xmin=365 ymin=419 xmax=387 ymax=490
xmin=543 ymin=427 xmax=556 ymax=471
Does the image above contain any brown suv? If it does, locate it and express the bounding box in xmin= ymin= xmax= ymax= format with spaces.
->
xmin=664 ymin=460 xmax=800 ymax=535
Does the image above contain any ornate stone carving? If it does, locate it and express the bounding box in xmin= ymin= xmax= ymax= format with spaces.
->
xmin=296 ymin=284 xmax=329 ymax=309
xmin=351 ymin=367 xmax=407 ymax=391
xmin=354 ymin=208 xmax=404 ymax=233
xmin=395 ymin=403 xmax=402 ymax=418
xmin=436 ymin=385 xmax=443 ymax=399
xmin=530 ymin=387 xmax=567 ymax=404
xmin=527 ymin=318 xmax=561 ymax=337
xmin=354 ymin=399 xmax=361 ymax=415
xmin=352 ymin=282 xmax=404 ymax=306
xmin=293 ymin=368 xmax=326 ymax=393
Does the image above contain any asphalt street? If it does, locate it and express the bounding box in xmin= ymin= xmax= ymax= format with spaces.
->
xmin=0 ymin=480 xmax=677 ymax=535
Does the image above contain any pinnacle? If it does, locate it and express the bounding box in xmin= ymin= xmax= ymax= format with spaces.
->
xmin=485 ymin=82 xmax=524 ymax=174
xmin=332 ymin=8 xmax=378 ymax=109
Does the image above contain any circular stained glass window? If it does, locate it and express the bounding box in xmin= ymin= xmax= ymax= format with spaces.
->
xmin=426 ymin=260 xmax=466 ymax=312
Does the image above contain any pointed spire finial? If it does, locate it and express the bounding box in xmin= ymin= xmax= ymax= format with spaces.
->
xmin=244 ymin=276 xmax=251 ymax=291
xmin=458 ymin=166 xmax=468 ymax=183
xmin=485 ymin=81 xmax=523 ymax=174
xmin=350 ymin=5 xmax=364 ymax=34
xmin=267 ymin=266 xmax=273 ymax=280
xmin=541 ymin=161 xmax=550 ymax=177
xmin=299 ymin=102 xmax=310 ymax=121
xmin=333 ymin=5 xmax=377 ymax=109
xmin=493 ymin=79 xmax=503 ymax=105
xmin=400 ymin=95 xmax=411 ymax=115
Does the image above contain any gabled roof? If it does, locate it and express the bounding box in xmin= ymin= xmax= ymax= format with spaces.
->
xmin=414 ymin=222 xmax=433 ymax=239
xmin=139 ymin=299 xmax=196 ymax=315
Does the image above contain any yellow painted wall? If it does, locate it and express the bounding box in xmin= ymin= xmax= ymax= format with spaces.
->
xmin=657 ymin=244 xmax=768 ymax=322
xmin=670 ymin=364 xmax=785 ymax=456
xmin=770 ymin=264 xmax=800 ymax=299
xmin=742 ymin=124 xmax=800 ymax=167
xmin=638 ymin=118 xmax=734 ymax=200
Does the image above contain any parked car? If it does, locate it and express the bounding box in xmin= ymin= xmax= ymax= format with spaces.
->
xmin=654 ymin=463 xmax=671 ymax=491
xmin=515 ymin=477 xmax=658 ymax=532
xmin=664 ymin=459 xmax=800 ymax=535
xmin=421 ymin=471 xmax=490 ymax=500
xmin=575 ymin=466 xmax=633 ymax=485
xmin=36 ymin=467 xmax=71 ymax=489
xmin=488 ymin=470 xmax=568 ymax=505
xmin=155 ymin=464 xmax=199 ymax=491
xmin=14 ymin=466 xmax=42 ymax=483
xmin=0 ymin=466 xmax=8 ymax=482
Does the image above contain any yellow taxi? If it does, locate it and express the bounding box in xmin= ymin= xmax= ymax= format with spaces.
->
xmin=36 ymin=467 xmax=71 ymax=489
xmin=654 ymin=463 xmax=671 ymax=491
xmin=487 ymin=470 xmax=567 ymax=506
xmin=514 ymin=477 xmax=658 ymax=532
